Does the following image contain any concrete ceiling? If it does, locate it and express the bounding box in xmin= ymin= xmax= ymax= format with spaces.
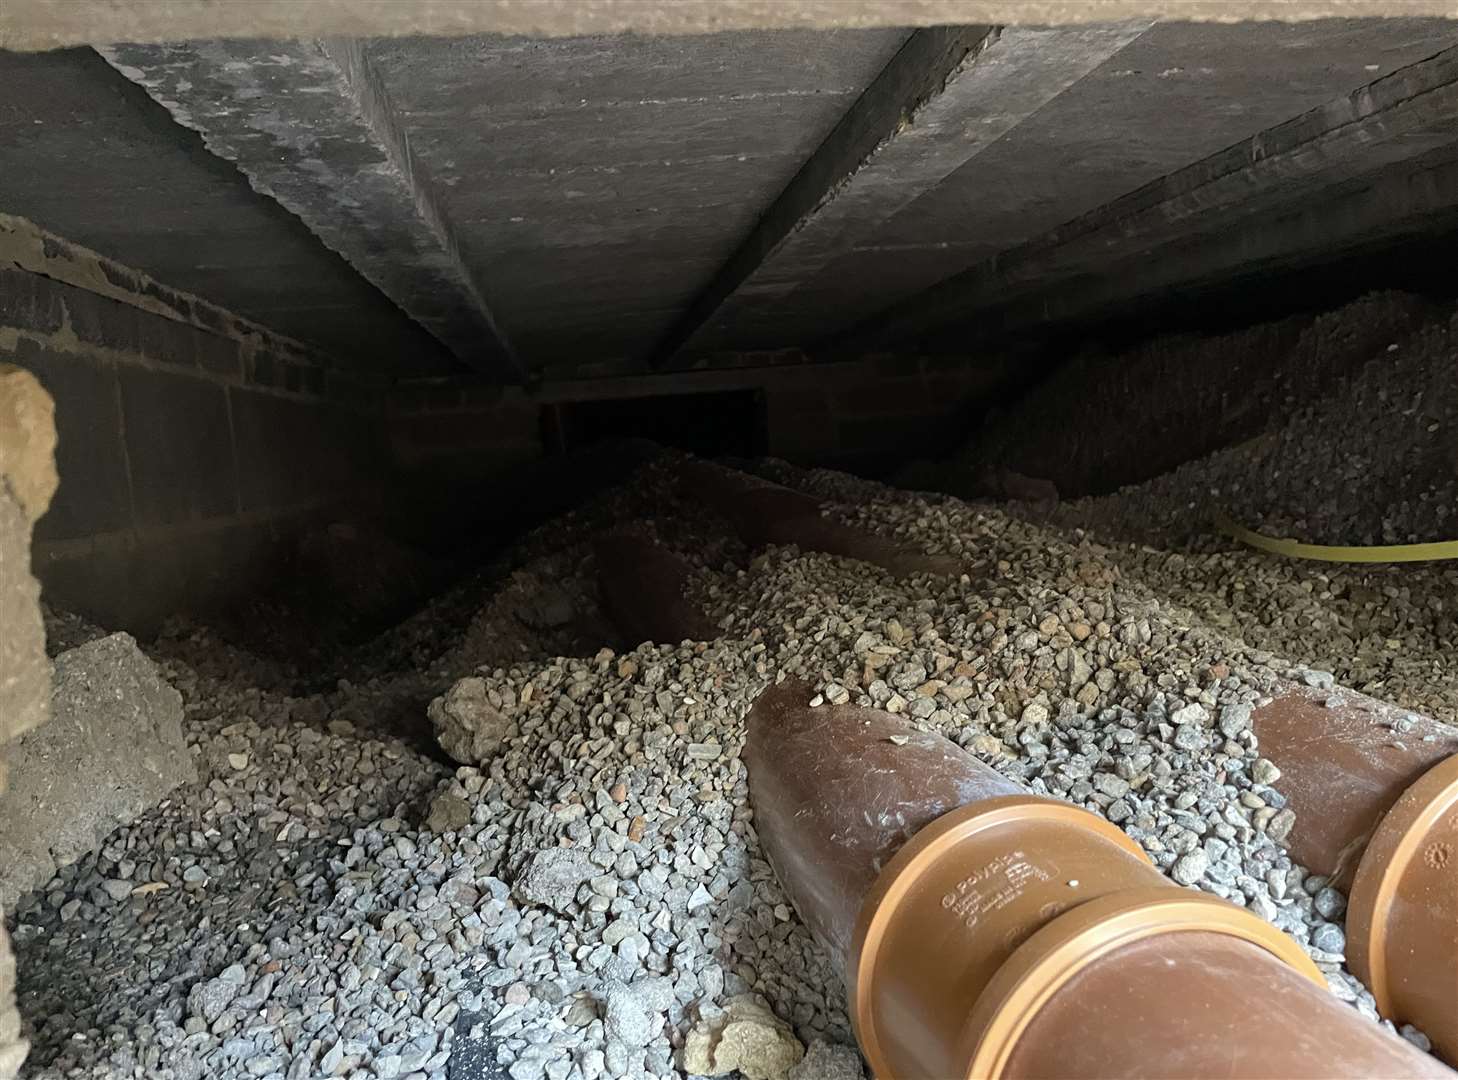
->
xmin=0 ymin=47 xmax=455 ymax=375
xmin=703 ymin=18 xmax=1457 ymax=350
xmin=365 ymin=30 xmax=914 ymax=369
xmin=4 ymin=18 xmax=1458 ymax=383
xmin=5 ymin=0 xmax=1457 ymax=51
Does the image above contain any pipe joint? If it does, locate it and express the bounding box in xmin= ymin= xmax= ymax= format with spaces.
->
xmin=850 ymin=796 xmax=1321 ymax=1079
xmin=1348 ymin=754 xmax=1458 ymax=1063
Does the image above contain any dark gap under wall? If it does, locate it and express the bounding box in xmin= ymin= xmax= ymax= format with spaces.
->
xmin=549 ymin=389 xmax=768 ymax=459
xmin=1043 ymin=218 xmax=1458 ymax=360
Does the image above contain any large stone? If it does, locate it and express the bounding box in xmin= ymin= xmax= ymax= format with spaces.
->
xmin=602 ymin=981 xmax=654 ymax=1048
xmin=429 ymin=677 xmax=518 ymax=765
xmin=0 ymin=364 xmax=55 ymax=1079
xmin=425 ymin=788 xmax=472 ymax=833
xmin=512 ymin=848 xmax=596 ymax=914
xmin=788 ymin=1041 xmax=865 ymax=1080
xmin=0 ymin=366 xmax=55 ymax=761
xmin=0 ymin=632 xmax=195 ymax=909
xmin=0 ymin=364 xmax=58 ymax=523
xmin=682 ymin=995 xmax=805 ymax=1080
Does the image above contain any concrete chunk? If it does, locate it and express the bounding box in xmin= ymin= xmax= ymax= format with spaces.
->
xmin=0 ymin=632 xmax=194 ymax=909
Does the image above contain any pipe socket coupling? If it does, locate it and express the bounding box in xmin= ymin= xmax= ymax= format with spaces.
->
xmin=849 ymin=795 xmax=1323 ymax=1079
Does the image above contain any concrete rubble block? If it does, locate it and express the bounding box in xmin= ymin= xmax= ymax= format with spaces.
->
xmin=512 ymin=847 xmax=597 ymax=914
xmin=788 ymin=1041 xmax=865 ymax=1080
xmin=0 ymin=364 xmax=56 ymax=755
xmin=682 ymin=994 xmax=805 ymax=1079
xmin=0 ymin=362 xmax=57 ymax=1078
xmin=0 ymin=363 xmax=58 ymax=524
xmin=0 ymin=632 xmax=196 ymax=910
xmin=428 ymin=676 xmax=519 ymax=766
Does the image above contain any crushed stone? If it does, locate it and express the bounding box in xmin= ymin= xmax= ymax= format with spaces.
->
xmin=8 ymin=439 xmax=1452 ymax=1078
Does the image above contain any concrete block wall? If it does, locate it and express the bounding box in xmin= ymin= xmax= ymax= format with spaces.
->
xmin=388 ymin=352 xmax=1012 ymax=480
xmin=0 ymin=214 xmax=387 ymax=634
xmin=382 ymin=353 xmax=1012 ymax=558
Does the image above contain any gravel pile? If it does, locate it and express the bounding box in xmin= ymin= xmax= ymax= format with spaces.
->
xmin=9 ymin=448 xmax=1450 ymax=1079
xmin=989 ymin=306 xmax=1457 ymax=726
xmin=1048 ymin=305 xmax=1457 ymax=548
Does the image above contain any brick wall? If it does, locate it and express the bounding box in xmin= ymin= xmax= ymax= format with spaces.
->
xmin=1 ymin=215 xmax=386 ymax=633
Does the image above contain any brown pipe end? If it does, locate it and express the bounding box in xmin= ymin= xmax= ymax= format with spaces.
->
xmin=593 ymin=534 xmax=719 ymax=645
xmin=679 ymin=461 xmax=966 ymax=578
xmin=744 ymin=677 xmax=1021 ymax=965
xmin=849 ymin=795 xmax=1322 ymax=1078
xmin=1347 ymin=753 xmax=1458 ymax=1066
xmin=744 ymin=680 xmax=1335 ymax=1080
xmin=1252 ymin=682 xmax=1458 ymax=884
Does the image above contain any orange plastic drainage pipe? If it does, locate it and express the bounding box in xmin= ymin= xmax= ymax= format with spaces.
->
xmin=593 ymin=534 xmax=719 ymax=645
xmin=745 ymin=679 xmax=1455 ymax=1080
xmin=1252 ymin=682 xmax=1458 ymax=1064
xmin=678 ymin=461 xmax=964 ymax=578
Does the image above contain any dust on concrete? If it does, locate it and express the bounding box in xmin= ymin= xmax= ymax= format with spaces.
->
xmin=0 ymin=633 xmax=195 ymax=911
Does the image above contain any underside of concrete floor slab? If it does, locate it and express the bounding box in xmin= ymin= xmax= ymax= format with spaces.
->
xmin=36 ymin=16 xmax=1451 ymax=382
xmin=4 ymin=0 xmax=1458 ymax=51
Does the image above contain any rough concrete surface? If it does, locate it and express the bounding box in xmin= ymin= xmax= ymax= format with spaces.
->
xmin=4 ymin=0 xmax=1458 ymax=51
xmin=98 ymin=38 xmax=523 ymax=380
xmin=95 ymin=18 xmax=1458 ymax=375
xmin=0 ymin=365 xmax=57 ymax=524
xmin=0 ymin=363 xmax=56 ymax=1080
xmin=0 ymin=364 xmax=56 ymax=758
xmin=0 ymin=53 xmax=454 ymax=375
xmin=855 ymin=37 xmax=1458 ymax=347
xmin=662 ymin=20 xmax=1154 ymax=360
xmin=105 ymin=28 xmax=910 ymax=371
xmin=0 ymin=633 xmax=195 ymax=912
xmin=823 ymin=19 xmax=1458 ymax=348
xmin=0 ymin=489 xmax=38 ymax=1080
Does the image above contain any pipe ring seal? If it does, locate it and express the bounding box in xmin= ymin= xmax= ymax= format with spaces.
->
xmin=1346 ymin=753 xmax=1458 ymax=1017
xmin=962 ymin=887 xmax=1325 ymax=1080
xmin=851 ymin=796 xmax=1152 ymax=1075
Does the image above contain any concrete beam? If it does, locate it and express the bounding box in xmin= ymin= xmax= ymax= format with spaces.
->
xmin=102 ymin=39 xmax=527 ymax=381
xmin=6 ymin=1 xmax=1458 ymax=51
xmin=651 ymin=21 xmax=1152 ymax=366
xmin=848 ymin=44 xmax=1458 ymax=347
xmin=921 ymin=143 xmax=1458 ymax=344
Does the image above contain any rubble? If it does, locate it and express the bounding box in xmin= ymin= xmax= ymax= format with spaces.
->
xmin=6 ymin=426 xmax=1452 ymax=1077
xmin=0 ymin=633 xmax=194 ymax=910
xmin=682 ymin=996 xmax=804 ymax=1080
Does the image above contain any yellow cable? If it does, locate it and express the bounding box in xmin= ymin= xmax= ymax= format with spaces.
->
xmin=1214 ymin=511 xmax=1458 ymax=564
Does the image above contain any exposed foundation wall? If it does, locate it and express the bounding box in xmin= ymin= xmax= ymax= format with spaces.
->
xmin=384 ymin=353 xmax=1012 ymax=547
xmin=1 ymin=215 xmax=388 ymax=634
xmin=390 ymin=353 xmax=1010 ymax=473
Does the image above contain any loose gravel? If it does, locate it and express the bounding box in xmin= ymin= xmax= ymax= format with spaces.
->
xmin=9 ymin=437 xmax=1453 ymax=1078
